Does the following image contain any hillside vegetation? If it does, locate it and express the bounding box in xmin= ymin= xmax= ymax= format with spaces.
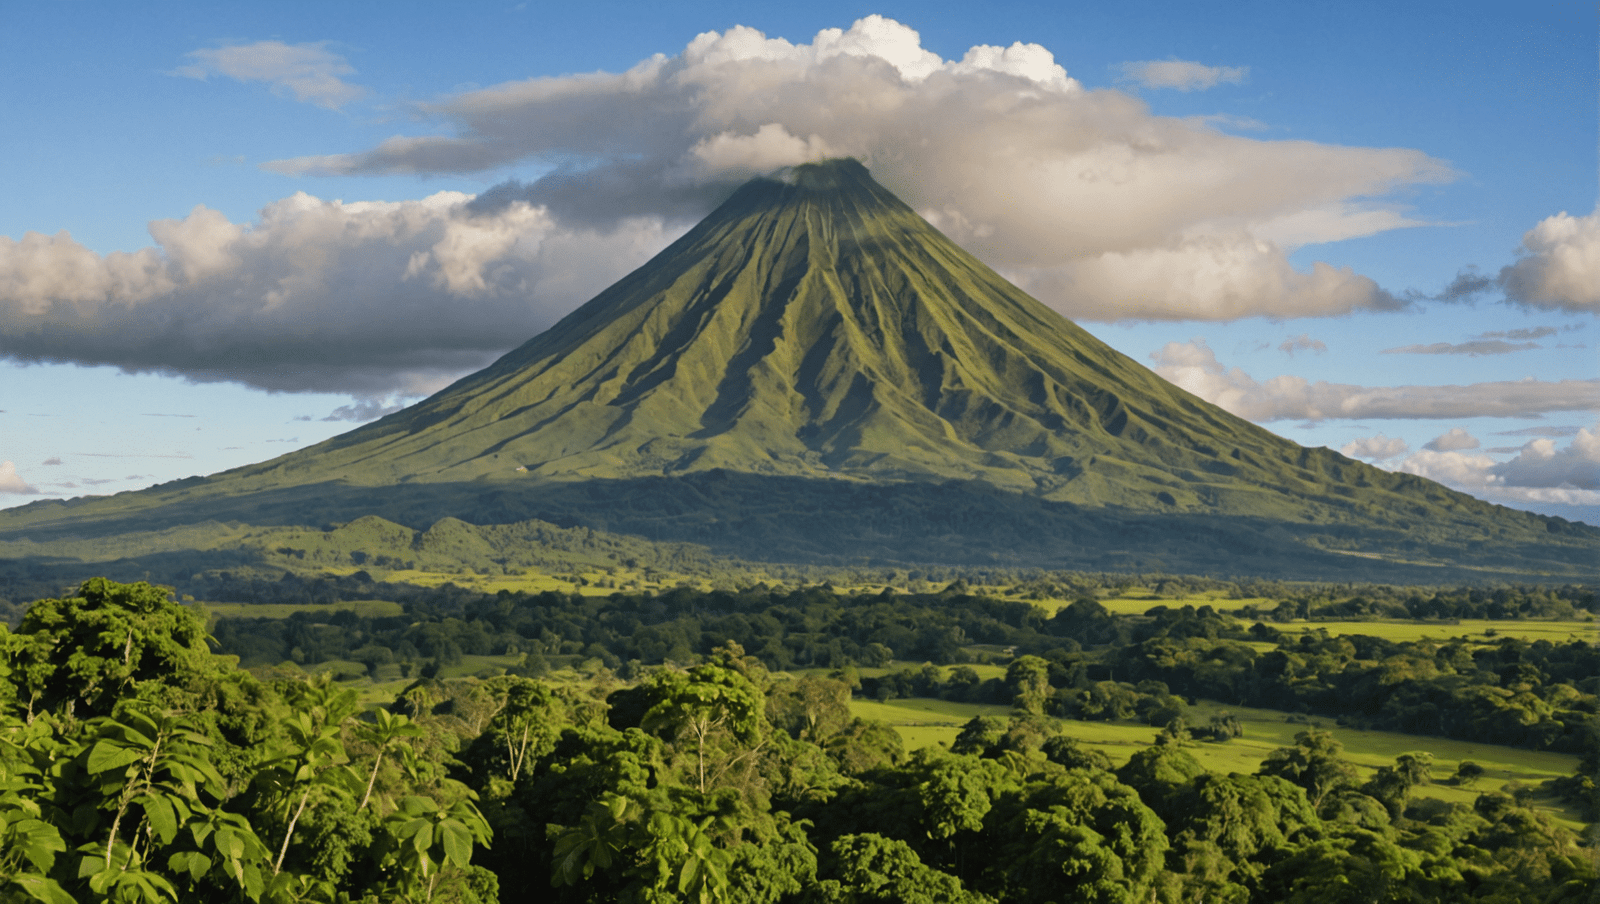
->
xmin=1 ymin=159 xmax=1592 ymax=581
xmin=1 ymin=577 xmax=1594 ymax=903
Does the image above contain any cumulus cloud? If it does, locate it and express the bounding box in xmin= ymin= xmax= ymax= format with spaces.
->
xmin=1341 ymin=434 xmax=1409 ymax=461
xmin=1381 ymin=339 xmax=1538 ymax=356
xmin=269 ymin=16 xmax=1445 ymax=323
xmin=1116 ymin=59 xmax=1248 ymax=91
xmin=1278 ymin=333 xmax=1327 ymax=355
xmin=0 ymin=461 xmax=37 ymax=495
xmin=1151 ymin=339 xmax=1600 ymax=421
xmin=1495 ymin=427 xmax=1600 ymax=490
xmin=1398 ymin=423 xmax=1600 ymax=508
xmin=0 ymin=193 xmax=676 ymax=394
xmin=1 ymin=17 xmax=1459 ymax=398
xmin=1499 ymin=211 xmax=1600 ymax=313
xmin=175 ymin=41 xmax=365 ymax=109
xmin=1423 ymin=428 xmax=1480 ymax=452
xmin=1430 ymin=212 xmax=1600 ymax=314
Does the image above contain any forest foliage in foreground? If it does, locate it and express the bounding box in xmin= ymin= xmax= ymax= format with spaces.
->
xmin=0 ymin=578 xmax=1596 ymax=903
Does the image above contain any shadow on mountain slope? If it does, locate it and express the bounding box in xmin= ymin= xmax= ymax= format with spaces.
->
xmin=2 ymin=471 xmax=1592 ymax=585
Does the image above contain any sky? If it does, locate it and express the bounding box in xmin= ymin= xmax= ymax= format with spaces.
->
xmin=2 ymin=0 xmax=1597 ymax=525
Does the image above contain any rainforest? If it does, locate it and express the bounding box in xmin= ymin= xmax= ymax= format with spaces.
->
xmin=0 ymin=575 xmax=1594 ymax=903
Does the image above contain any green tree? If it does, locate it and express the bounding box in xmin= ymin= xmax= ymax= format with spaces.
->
xmin=816 ymin=834 xmax=993 ymax=904
xmin=73 ymin=701 xmax=253 ymax=904
xmin=15 ymin=579 xmax=215 ymax=719
xmin=767 ymin=676 xmax=853 ymax=742
xmin=1004 ymin=657 xmax=1051 ymax=715
xmin=550 ymin=793 xmax=732 ymax=904
xmin=0 ymin=714 xmax=72 ymax=904
xmin=355 ymin=709 xmax=425 ymax=813
xmin=989 ymin=770 xmax=1169 ymax=904
xmin=1257 ymin=729 xmax=1357 ymax=810
xmin=641 ymin=664 xmax=766 ymax=795
xmin=375 ymin=793 xmax=494 ymax=903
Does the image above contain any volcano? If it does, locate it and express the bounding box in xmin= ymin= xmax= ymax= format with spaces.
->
xmin=3 ymin=159 xmax=1592 ymax=579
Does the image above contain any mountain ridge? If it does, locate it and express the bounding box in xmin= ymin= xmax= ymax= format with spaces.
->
xmin=1 ymin=158 xmax=1592 ymax=579
xmin=226 ymin=160 xmax=1366 ymax=504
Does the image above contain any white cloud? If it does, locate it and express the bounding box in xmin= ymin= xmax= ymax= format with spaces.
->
xmin=1397 ymin=423 xmax=1600 ymax=507
xmin=1151 ymin=339 xmax=1600 ymax=421
xmin=0 ymin=461 xmax=37 ymax=495
xmin=1341 ymin=434 xmax=1409 ymax=461
xmin=0 ymin=193 xmax=677 ymax=395
xmin=1499 ymin=211 xmax=1600 ymax=313
xmin=0 ymin=17 xmax=1462 ymax=399
xmin=1116 ymin=59 xmax=1248 ymax=91
xmin=1494 ymin=427 xmax=1600 ymax=490
xmin=176 ymin=40 xmax=365 ymax=109
xmin=1423 ymin=428 xmax=1480 ymax=452
xmin=267 ymin=16 xmax=1446 ymax=323
xmin=1002 ymin=234 xmax=1402 ymax=321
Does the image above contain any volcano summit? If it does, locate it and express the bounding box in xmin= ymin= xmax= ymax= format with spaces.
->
xmin=3 ymin=160 xmax=1592 ymax=579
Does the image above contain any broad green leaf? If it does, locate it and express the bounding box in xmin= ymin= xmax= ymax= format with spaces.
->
xmin=87 ymin=870 xmax=115 ymax=895
xmin=400 ymin=795 xmax=439 ymax=816
xmin=11 ymin=818 xmax=65 ymax=872
xmin=167 ymin=850 xmax=211 ymax=881
xmin=139 ymin=794 xmax=177 ymax=845
xmin=440 ymin=820 xmax=473 ymax=869
xmin=215 ymin=828 xmax=244 ymax=861
xmin=410 ymin=822 xmax=434 ymax=855
xmin=242 ymin=862 xmax=263 ymax=901
xmin=86 ymin=740 xmax=143 ymax=775
xmin=10 ymin=875 xmax=77 ymax=904
xmin=77 ymin=853 xmax=107 ymax=879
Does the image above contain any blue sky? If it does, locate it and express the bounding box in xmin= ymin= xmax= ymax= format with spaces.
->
xmin=3 ymin=1 xmax=1596 ymax=524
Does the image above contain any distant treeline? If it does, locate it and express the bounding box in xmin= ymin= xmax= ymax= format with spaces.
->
xmin=188 ymin=566 xmax=1599 ymax=616
xmin=211 ymin=582 xmax=1600 ymax=755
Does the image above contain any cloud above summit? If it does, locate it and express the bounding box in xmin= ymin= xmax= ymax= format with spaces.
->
xmin=0 ymin=17 xmax=1464 ymax=396
xmin=271 ymin=15 xmax=1447 ymax=321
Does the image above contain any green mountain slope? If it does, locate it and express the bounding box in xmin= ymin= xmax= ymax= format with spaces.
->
xmin=1 ymin=159 xmax=1593 ymax=579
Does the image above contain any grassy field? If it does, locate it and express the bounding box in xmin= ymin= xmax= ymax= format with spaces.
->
xmin=1019 ymin=588 xmax=1281 ymax=616
xmin=195 ymin=599 xmax=404 ymax=620
xmin=849 ymin=695 xmax=1584 ymax=828
xmin=320 ymin=564 xmax=679 ymax=597
xmin=836 ymin=662 xmax=1010 ymax=681
xmin=1269 ymin=618 xmax=1596 ymax=645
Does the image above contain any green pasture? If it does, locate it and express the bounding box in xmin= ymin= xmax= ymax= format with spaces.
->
xmin=850 ymin=698 xmax=1013 ymax=749
xmin=852 ymin=695 xmax=1583 ymax=827
xmin=195 ymin=599 xmax=404 ymax=620
xmin=841 ymin=661 xmax=1010 ymax=681
xmin=1270 ymin=618 xmax=1596 ymax=645
xmin=326 ymin=565 xmax=664 ymax=597
xmin=1020 ymin=590 xmax=1283 ymax=616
